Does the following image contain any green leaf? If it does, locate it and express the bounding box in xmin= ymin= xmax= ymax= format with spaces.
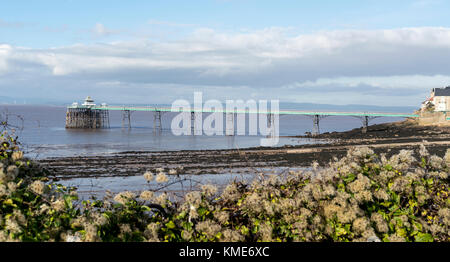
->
xmin=182 ymin=221 xmax=193 ymax=231
xmin=343 ymin=173 xmax=356 ymax=183
xmin=165 ymin=221 xmax=176 ymax=229
xmin=414 ymin=233 xmax=433 ymax=242
xmin=420 ymin=157 xmax=427 ymax=167
xmin=388 ymin=204 xmax=399 ymax=212
xmin=63 ymin=195 xmax=73 ymax=209
xmin=412 ymin=221 xmax=422 ymax=232
xmin=335 ymin=227 xmax=347 ymax=237
xmin=176 ymin=211 xmax=186 ymax=219
xmin=3 ymin=199 xmax=17 ymax=207
xmin=240 ymin=225 xmax=249 ymax=235
xmin=380 ymin=201 xmax=392 ymax=208
xmin=389 ymin=222 xmax=395 ymax=232
xmin=141 ymin=205 xmax=151 ymax=212
xmin=396 ymin=228 xmax=407 ymax=238
xmin=215 ymin=232 xmax=223 ymax=239
xmin=252 ymin=225 xmax=259 ymax=234
xmin=197 ymin=207 xmax=208 ymax=217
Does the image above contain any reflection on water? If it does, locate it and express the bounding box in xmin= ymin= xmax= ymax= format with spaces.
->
xmin=28 ymin=135 xmax=319 ymax=159
xmin=56 ymin=167 xmax=305 ymax=201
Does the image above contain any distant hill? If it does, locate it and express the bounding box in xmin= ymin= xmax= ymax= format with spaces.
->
xmin=0 ymin=96 xmax=17 ymax=104
xmin=0 ymin=96 xmax=68 ymax=106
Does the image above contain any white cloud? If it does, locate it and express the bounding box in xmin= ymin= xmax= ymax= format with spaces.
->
xmin=0 ymin=44 xmax=12 ymax=74
xmin=288 ymin=75 xmax=450 ymax=90
xmin=5 ymin=26 xmax=450 ymax=77
xmin=92 ymin=23 xmax=117 ymax=37
xmin=1 ymin=26 xmax=450 ymax=106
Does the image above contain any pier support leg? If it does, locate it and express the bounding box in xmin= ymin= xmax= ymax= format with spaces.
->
xmin=106 ymin=110 xmax=110 ymax=128
xmin=267 ymin=113 xmax=275 ymax=136
xmin=362 ymin=115 xmax=369 ymax=134
xmin=225 ymin=112 xmax=235 ymax=136
xmin=191 ymin=110 xmax=202 ymax=136
xmin=100 ymin=109 xmax=110 ymax=128
xmin=353 ymin=115 xmax=381 ymax=134
xmin=312 ymin=114 xmax=320 ymax=136
xmin=66 ymin=108 xmax=109 ymax=129
xmin=190 ymin=111 xmax=195 ymax=135
xmin=153 ymin=110 xmax=162 ymax=134
xmin=122 ymin=110 xmax=131 ymax=129
xmin=354 ymin=115 xmax=381 ymax=134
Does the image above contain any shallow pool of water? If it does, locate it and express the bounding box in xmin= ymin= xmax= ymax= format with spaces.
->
xmin=56 ymin=167 xmax=306 ymax=200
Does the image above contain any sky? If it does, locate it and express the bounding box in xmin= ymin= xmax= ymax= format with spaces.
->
xmin=1 ymin=0 xmax=450 ymax=107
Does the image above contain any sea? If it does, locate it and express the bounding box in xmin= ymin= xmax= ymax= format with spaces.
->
xmin=1 ymin=104 xmax=406 ymax=160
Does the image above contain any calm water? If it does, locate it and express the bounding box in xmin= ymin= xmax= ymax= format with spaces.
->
xmin=59 ymin=172 xmax=258 ymax=200
xmin=1 ymin=104 xmax=405 ymax=159
xmin=58 ymin=167 xmax=305 ymax=200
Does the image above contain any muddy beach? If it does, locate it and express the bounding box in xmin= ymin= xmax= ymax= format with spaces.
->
xmin=37 ymin=120 xmax=450 ymax=180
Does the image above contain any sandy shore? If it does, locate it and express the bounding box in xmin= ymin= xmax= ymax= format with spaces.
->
xmin=38 ymin=120 xmax=450 ymax=179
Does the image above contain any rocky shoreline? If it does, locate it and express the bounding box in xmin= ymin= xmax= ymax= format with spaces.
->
xmin=38 ymin=120 xmax=450 ymax=179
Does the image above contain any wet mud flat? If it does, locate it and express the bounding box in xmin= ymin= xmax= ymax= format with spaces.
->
xmin=39 ymin=148 xmax=302 ymax=179
xmin=300 ymin=119 xmax=450 ymax=140
xmin=38 ymin=121 xmax=450 ymax=180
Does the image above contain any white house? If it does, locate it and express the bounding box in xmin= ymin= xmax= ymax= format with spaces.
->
xmin=422 ymin=86 xmax=450 ymax=112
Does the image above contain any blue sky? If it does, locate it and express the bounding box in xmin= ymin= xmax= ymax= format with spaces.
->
xmin=1 ymin=0 xmax=450 ymax=106
xmin=2 ymin=0 xmax=450 ymax=47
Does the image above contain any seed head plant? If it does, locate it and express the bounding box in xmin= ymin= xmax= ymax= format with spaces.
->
xmin=0 ymin=131 xmax=448 ymax=242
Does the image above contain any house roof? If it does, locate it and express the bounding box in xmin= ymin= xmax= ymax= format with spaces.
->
xmin=433 ymin=86 xmax=450 ymax=96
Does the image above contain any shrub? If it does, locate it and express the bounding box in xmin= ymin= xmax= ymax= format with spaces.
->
xmin=0 ymin=131 xmax=449 ymax=242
